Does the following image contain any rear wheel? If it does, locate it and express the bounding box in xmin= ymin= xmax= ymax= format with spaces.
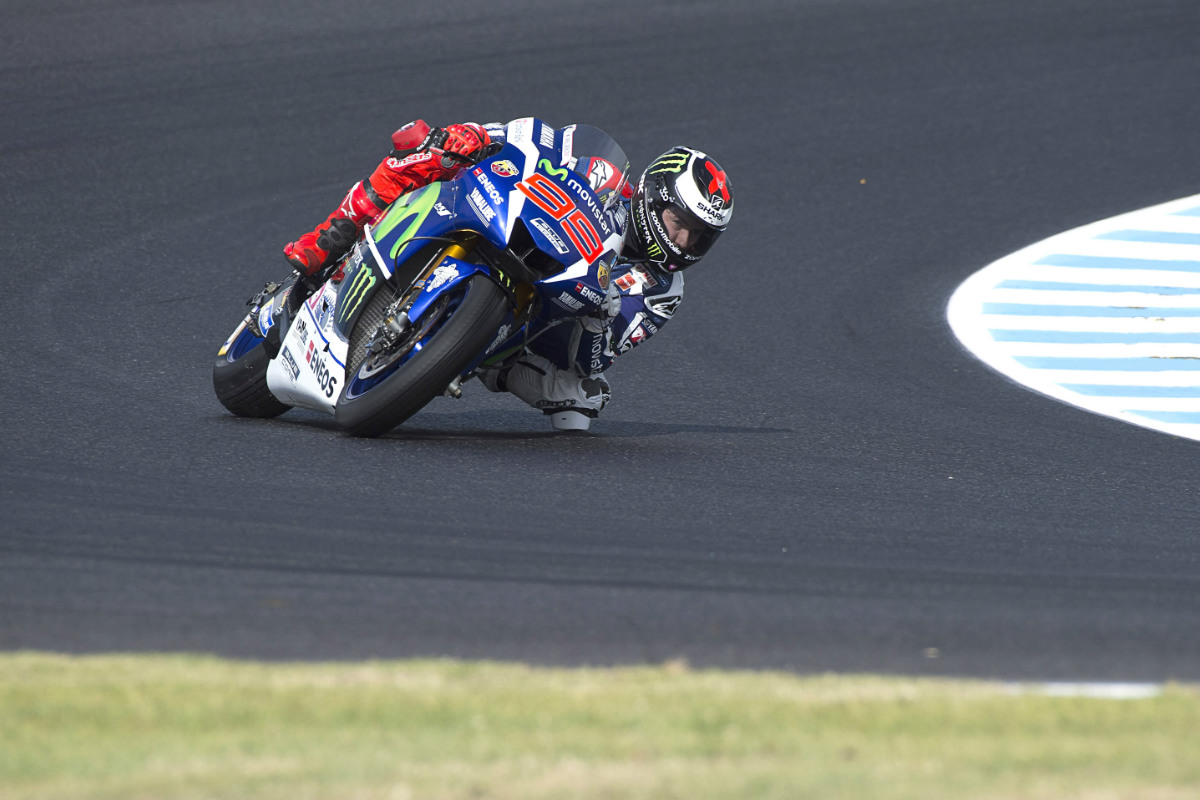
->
xmin=212 ymin=322 xmax=291 ymax=418
xmin=213 ymin=280 xmax=296 ymax=419
xmin=335 ymin=275 xmax=510 ymax=437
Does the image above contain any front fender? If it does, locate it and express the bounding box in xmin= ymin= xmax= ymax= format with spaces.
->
xmin=406 ymin=255 xmax=513 ymax=325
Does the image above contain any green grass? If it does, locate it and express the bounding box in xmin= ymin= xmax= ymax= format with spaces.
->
xmin=2 ymin=653 xmax=1198 ymax=799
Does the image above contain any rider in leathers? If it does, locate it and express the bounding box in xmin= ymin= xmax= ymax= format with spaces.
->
xmin=284 ymin=119 xmax=734 ymax=431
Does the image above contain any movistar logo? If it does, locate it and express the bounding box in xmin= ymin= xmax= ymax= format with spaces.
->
xmin=538 ymin=158 xmax=569 ymax=180
xmin=647 ymin=152 xmax=688 ymax=175
xmin=338 ymin=265 xmax=376 ymax=323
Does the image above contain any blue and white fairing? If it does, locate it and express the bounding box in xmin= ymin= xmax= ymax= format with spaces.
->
xmin=457 ymin=117 xmax=631 ymax=340
xmin=364 ymin=117 xmax=630 ymax=353
xmin=455 ymin=117 xmax=627 ymax=276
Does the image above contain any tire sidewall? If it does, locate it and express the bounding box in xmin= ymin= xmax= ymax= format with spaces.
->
xmin=334 ymin=275 xmax=510 ymax=436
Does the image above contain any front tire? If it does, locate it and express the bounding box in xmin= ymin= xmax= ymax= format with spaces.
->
xmin=335 ymin=275 xmax=510 ymax=437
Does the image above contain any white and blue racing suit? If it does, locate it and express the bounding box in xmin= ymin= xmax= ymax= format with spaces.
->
xmin=477 ymin=123 xmax=685 ymax=423
xmin=495 ymin=252 xmax=684 ymax=420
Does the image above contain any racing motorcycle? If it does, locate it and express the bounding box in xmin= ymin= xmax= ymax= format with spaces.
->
xmin=213 ymin=118 xmax=628 ymax=437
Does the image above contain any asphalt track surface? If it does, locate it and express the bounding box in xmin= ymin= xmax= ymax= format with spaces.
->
xmin=3 ymin=0 xmax=1200 ymax=682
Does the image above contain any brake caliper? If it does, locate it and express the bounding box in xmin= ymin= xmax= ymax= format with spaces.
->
xmin=365 ymin=301 xmax=411 ymax=358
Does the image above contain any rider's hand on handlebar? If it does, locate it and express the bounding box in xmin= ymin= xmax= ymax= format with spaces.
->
xmin=424 ymin=123 xmax=491 ymax=164
xmin=581 ymin=284 xmax=622 ymax=333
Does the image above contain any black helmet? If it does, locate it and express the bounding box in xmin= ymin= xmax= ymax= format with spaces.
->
xmin=627 ymin=147 xmax=733 ymax=272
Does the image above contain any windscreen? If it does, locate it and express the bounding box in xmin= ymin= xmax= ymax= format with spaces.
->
xmin=562 ymin=124 xmax=630 ymax=210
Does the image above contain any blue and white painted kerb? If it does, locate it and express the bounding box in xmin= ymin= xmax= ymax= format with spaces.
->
xmin=948 ymin=193 xmax=1200 ymax=442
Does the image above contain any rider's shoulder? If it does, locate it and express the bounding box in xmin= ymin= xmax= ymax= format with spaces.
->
xmin=612 ymin=260 xmax=683 ymax=299
xmin=638 ymin=269 xmax=684 ymax=321
xmin=645 ymin=268 xmax=683 ymax=298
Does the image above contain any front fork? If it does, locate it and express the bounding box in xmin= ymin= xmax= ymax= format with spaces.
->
xmin=359 ymin=234 xmax=537 ymax=395
xmin=363 ymin=236 xmax=480 ymax=362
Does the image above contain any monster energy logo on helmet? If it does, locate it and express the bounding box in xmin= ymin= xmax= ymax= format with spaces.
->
xmin=647 ymin=151 xmax=689 ymax=175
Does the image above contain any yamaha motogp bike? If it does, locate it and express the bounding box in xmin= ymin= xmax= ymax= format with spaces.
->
xmin=213 ymin=118 xmax=628 ymax=437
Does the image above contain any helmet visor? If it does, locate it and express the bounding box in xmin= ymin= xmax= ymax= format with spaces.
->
xmin=657 ymin=202 xmax=721 ymax=262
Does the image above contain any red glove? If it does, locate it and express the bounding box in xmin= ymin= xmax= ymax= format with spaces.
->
xmin=439 ymin=123 xmax=490 ymax=162
xmin=364 ymin=120 xmax=493 ymax=209
xmin=388 ymin=120 xmax=489 ymax=161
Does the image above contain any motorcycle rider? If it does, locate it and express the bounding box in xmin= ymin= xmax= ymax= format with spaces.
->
xmin=284 ymin=119 xmax=734 ymax=431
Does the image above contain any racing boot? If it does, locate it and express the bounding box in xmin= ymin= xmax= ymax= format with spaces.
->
xmin=283 ymin=180 xmax=386 ymax=276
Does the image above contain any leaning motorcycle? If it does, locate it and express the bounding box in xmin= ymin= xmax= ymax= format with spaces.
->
xmin=213 ymin=118 xmax=628 ymax=437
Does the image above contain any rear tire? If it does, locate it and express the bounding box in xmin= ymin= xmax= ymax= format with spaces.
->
xmin=335 ymin=275 xmax=509 ymax=437
xmin=213 ymin=327 xmax=291 ymax=418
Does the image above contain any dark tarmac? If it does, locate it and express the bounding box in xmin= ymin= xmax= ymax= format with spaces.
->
xmin=3 ymin=0 xmax=1199 ymax=680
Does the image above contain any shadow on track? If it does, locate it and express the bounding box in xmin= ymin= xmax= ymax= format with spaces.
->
xmin=212 ymin=410 xmax=792 ymax=440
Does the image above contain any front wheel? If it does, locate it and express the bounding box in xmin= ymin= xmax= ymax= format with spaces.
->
xmin=334 ymin=275 xmax=510 ymax=437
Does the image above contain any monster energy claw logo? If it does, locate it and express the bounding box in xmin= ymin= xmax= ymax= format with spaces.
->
xmin=338 ymin=266 xmax=377 ymax=323
xmin=647 ymin=152 xmax=688 ymax=175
